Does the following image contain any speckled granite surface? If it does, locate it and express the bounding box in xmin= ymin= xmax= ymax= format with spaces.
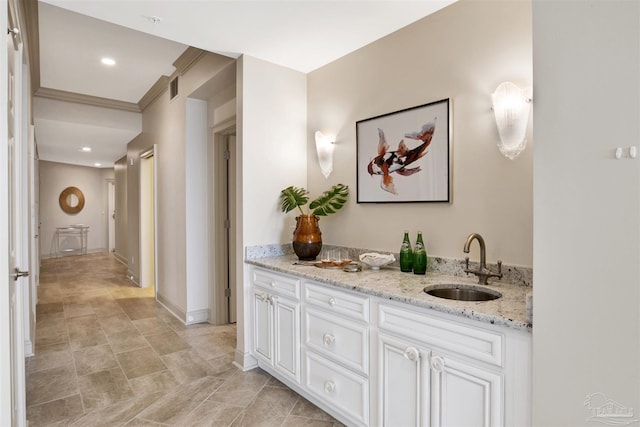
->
xmin=246 ymin=254 xmax=532 ymax=333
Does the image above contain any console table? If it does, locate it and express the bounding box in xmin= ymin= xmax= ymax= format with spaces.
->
xmin=55 ymin=225 xmax=89 ymax=257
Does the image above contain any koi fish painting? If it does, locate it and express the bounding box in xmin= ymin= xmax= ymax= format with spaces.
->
xmin=366 ymin=119 xmax=436 ymax=194
xmin=356 ymin=99 xmax=450 ymax=203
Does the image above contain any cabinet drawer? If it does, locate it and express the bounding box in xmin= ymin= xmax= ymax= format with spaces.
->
xmin=378 ymin=303 xmax=503 ymax=367
xmin=305 ymin=351 xmax=369 ymax=426
xmin=252 ymin=268 xmax=300 ymax=300
xmin=304 ymin=307 xmax=368 ymax=374
xmin=304 ymin=282 xmax=369 ymax=322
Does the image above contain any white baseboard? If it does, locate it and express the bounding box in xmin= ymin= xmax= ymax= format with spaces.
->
xmin=185 ymin=309 xmax=209 ymax=325
xmin=233 ymin=349 xmax=258 ymax=371
xmin=24 ymin=339 xmax=33 ymax=357
xmin=157 ymin=292 xmax=186 ymax=324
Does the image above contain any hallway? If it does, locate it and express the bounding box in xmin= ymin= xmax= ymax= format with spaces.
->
xmin=26 ymin=253 xmax=342 ymax=426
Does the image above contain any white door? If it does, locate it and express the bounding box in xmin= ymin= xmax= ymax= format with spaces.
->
xmin=430 ymin=353 xmax=503 ymax=427
xmin=1 ymin=7 xmax=28 ymax=425
xmin=108 ymin=180 xmax=115 ymax=252
xmin=273 ymin=295 xmax=299 ymax=383
xmin=139 ymin=153 xmax=155 ymax=289
xmin=252 ymin=289 xmax=273 ymax=363
xmin=378 ymin=333 xmax=429 ymax=427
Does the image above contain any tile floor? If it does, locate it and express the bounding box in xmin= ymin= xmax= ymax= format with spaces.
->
xmin=27 ymin=253 xmax=344 ymax=426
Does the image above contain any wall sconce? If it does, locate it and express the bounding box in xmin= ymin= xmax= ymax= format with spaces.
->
xmin=491 ymin=82 xmax=532 ymax=160
xmin=315 ymin=131 xmax=335 ymax=179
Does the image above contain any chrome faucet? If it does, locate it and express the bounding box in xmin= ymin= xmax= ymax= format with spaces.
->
xmin=463 ymin=233 xmax=502 ymax=285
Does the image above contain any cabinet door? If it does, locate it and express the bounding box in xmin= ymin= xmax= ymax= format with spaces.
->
xmin=273 ymin=295 xmax=300 ymax=383
xmin=252 ymin=289 xmax=273 ymax=363
xmin=378 ymin=333 xmax=429 ymax=427
xmin=430 ymin=353 xmax=503 ymax=427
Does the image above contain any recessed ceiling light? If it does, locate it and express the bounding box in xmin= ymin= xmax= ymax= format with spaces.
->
xmin=101 ymin=57 xmax=116 ymax=66
xmin=81 ymin=146 xmax=92 ymax=152
xmin=94 ymin=163 xmax=102 ymax=167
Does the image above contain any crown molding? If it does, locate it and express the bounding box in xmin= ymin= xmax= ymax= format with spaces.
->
xmin=138 ymin=75 xmax=170 ymax=111
xmin=35 ymin=87 xmax=141 ymax=112
xmin=173 ymin=47 xmax=206 ymax=75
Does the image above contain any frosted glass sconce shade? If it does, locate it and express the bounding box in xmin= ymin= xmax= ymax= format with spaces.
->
xmin=491 ymin=82 xmax=532 ymax=160
xmin=315 ymin=131 xmax=335 ymax=178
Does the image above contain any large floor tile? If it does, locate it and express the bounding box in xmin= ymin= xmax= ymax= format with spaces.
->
xmin=107 ymin=328 xmax=149 ymax=354
xmin=144 ymin=330 xmax=190 ymax=355
xmin=160 ymin=349 xmax=218 ymax=384
xmin=73 ymin=344 xmax=118 ymax=376
xmin=116 ymin=347 xmax=167 ymax=379
xmin=26 ymin=394 xmax=84 ymax=427
xmin=208 ymin=368 xmax=271 ymax=407
xmin=26 ymin=364 xmax=78 ymax=406
xmin=68 ymin=391 xmax=164 ymax=427
xmin=76 ymin=367 xmax=134 ymax=411
xmin=135 ymin=376 xmax=225 ymax=424
xmin=132 ymin=317 xmax=172 ymax=336
xmin=27 ymin=342 xmax=72 ymax=373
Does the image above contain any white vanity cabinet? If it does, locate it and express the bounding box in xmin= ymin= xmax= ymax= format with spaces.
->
xmin=302 ymin=282 xmax=371 ymax=426
xmin=377 ymin=303 xmax=529 ymax=427
xmin=251 ymin=268 xmax=301 ymax=384
xmin=248 ymin=266 xmax=531 ymax=426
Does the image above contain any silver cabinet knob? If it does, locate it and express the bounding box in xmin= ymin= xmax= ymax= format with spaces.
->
xmin=328 ymin=297 xmax=336 ymax=306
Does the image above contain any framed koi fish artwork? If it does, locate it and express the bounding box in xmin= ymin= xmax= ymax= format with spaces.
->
xmin=356 ymin=98 xmax=451 ymax=203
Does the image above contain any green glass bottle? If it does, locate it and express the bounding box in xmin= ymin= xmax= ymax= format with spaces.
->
xmin=413 ymin=231 xmax=427 ymax=275
xmin=399 ymin=230 xmax=413 ymax=272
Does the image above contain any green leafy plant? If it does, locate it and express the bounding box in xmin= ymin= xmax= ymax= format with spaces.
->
xmin=279 ymin=184 xmax=349 ymax=216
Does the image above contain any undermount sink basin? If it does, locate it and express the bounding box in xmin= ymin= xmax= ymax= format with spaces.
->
xmin=424 ymin=284 xmax=501 ymax=302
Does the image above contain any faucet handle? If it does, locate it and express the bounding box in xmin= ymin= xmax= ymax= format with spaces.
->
xmin=496 ymin=260 xmax=503 ymax=279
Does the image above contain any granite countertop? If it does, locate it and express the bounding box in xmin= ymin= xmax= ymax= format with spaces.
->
xmin=246 ymin=255 xmax=532 ymax=332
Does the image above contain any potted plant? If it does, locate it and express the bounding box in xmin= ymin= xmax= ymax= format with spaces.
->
xmin=279 ymin=183 xmax=349 ymax=260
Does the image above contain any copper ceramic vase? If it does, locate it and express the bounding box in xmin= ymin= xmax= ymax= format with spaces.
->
xmin=292 ymin=214 xmax=322 ymax=261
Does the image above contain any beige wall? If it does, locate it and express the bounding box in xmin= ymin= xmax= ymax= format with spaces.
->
xmin=39 ymin=161 xmax=114 ymax=257
xmin=130 ymin=52 xmax=235 ymax=318
xmin=307 ymin=0 xmax=533 ymax=267
xmin=235 ymin=55 xmax=308 ymax=365
xmin=532 ymin=1 xmax=640 ymax=424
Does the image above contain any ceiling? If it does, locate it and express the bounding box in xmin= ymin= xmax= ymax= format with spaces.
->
xmin=33 ymin=0 xmax=457 ymax=168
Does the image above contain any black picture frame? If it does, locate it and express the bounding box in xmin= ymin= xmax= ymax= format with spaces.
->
xmin=356 ymin=98 xmax=451 ymax=203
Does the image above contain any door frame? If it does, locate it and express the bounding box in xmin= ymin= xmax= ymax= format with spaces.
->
xmin=139 ymin=147 xmax=157 ymax=293
xmin=208 ymin=119 xmax=236 ymax=325
xmin=107 ymin=179 xmax=115 ymax=253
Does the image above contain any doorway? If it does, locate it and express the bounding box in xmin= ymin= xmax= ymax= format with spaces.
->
xmin=107 ymin=180 xmax=115 ymax=253
xmin=139 ymin=149 xmax=156 ymax=292
xmin=209 ymin=124 xmax=236 ymax=325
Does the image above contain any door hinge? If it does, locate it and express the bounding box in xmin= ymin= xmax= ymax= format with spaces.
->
xmin=224 ymin=219 xmax=230 ymax=229
xmin=224 ymin=150 xmax=230 ymax=160
xmin=225 ymin=288 xmax=231 ymax=298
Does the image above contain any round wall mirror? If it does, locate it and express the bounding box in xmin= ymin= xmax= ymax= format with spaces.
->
xmin=59 ymin=187 xmax=85 ymax=214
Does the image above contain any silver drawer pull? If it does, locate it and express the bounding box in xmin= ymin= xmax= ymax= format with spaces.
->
xmin=322 ymin=333 xmax=335 ymax=346
xmin=324 ymin=381 xmax=336 ymax=393
xmin=328 ymin=297 xmax=336 ymax=306
xmin=403 ymin=347 xmax=420 ymax=362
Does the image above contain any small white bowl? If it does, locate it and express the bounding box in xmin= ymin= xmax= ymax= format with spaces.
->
xmin=359 ymin=252 xmax=395 ymax=270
